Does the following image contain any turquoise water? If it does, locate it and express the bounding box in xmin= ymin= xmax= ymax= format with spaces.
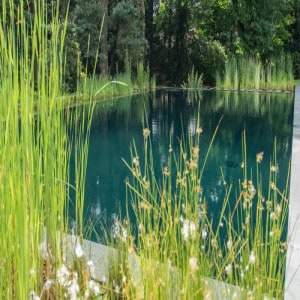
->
xmin=70 ymin=90 xmax=294 ymax=240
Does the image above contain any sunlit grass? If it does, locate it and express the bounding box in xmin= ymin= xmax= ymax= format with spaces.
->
xmin=217 ymin=55 xmax=294 ymax=92
xmin=0 ymin=0 xmax=70 ymax=298
xmin=0 ymin=1 xmax=98 ymax=298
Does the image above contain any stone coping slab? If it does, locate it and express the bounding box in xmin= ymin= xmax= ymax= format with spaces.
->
xmin=285 ymin=86 xmax=300 ymax=299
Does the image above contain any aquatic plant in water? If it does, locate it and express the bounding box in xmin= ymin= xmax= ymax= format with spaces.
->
xmin=182 ymin=66 xmax=203 ymax=89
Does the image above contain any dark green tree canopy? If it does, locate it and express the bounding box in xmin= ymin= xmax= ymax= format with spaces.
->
xmin=9 ymin=0 xmax=297 ymax=85
xmin=110 ymin=0 xmax=146 ymax=73
xmin=73 ymin=0 xmax=105 ymax=73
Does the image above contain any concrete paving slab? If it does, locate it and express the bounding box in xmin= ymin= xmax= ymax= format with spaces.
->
xmin=285 ymin=86 xmax=300 ymax=299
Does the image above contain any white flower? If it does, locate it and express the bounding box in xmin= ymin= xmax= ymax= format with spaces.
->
xmin=68 ymin=274 xmax=79 ymax=300
xmin=121 ymin=227 xmax=128 ymax=241
xmin=87 ymin=260 xmax=95 ymax=277
xmin=190 ymin=221 xmax=196 ymax=234
xmin=112 ymin=215 xmax=128 ymax=242
xmin=276 ymin=204 xmax=282 ymax=214
xmin=189 ymin=257 xmax=198 ymax=270
xmin=29 ymin=268 xmax=35 ymax=277
xmin=138 ymin=223 xmax=144 ymax=232
xmin=211 ymin=238 xmax=217 ymax=248
xmin=270 ymin=212 xmax=276 ymax=220
xmin=132 ymin=156 xmax=139 ymax=167
xmin=29 ymin=291 xmax=40 ymax=300
xmin=115 ymin=285 xmax=120 ymax=294
xmin=202 ymin=229 xmax=208 ymax=239
xmin=75 ymin=240 xmax=84 ymax=258
xmin=56 ymin=264 xmax=70 ymax=287
xmin=93 ymin=284 xmax=100 ymax=296
xmin=227 ymin=240 xmax=233 ymax=250
xmin=225 ymin=264 xmax=232 ymax=276
xmin=181 ymin=220 xmax=189 ymax=240
xmin=44 ymin=280 xmax=52 ymax=291
xmin=249 ymin=251 xmax=256 ymax=264
xmin=89 ymin=280 xmax=101 ymax=296
xmin=181 ymin=219 xmax=197 ymax=241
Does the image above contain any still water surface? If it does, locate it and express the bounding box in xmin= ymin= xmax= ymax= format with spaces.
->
xmin=70 ymin=90 xmax=294 ymax=240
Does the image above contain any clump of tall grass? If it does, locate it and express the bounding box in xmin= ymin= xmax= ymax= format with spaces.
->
xmin=75 ymin=61 xmax=154 ymax=102
xmin=118 ymin=123 xmax=289 ymax=298
xmin=76 ymin=73 xmax=133 ymax=101
xmin=223 ymin=57 xmax=239 ymax=90
xmin=270 ymin=54 xmax=294 ymax=91
xmin=0 ymin=0 xmax=70 ymax=298
xmin=217 ymin=55 xmax=294 ymax=92
xmin=215 ymin=71 xmax=223 ymax=90
xmin=0 ymin=1 xmax=102 ymax=298
xmin=136 ymin=61 xmax=150 ymax=92
xmin=182 ymin=66 xmax=203 ymax=89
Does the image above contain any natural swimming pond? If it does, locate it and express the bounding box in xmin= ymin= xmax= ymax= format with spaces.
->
xmin=69 ymin=89 xmax=294 ymax=241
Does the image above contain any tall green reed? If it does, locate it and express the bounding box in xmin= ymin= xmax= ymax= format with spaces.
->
xmin=0 ymin=1 xmax=71 ymax=298
xmin=217 ymin=55 xmax=294 ymax=92
xmin=136 ymin=61 xmax=150 ymax=92
xmin=0 ymin=1 xmax=118 ymax=297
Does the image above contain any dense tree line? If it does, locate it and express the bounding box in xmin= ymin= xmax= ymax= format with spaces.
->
xmin=2 ymin=0 xmax=300 ymax=89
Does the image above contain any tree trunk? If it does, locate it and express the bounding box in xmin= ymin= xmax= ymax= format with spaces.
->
xmin=100 ymin=0 xmax=109 ymax=76
xmin=145 ymin=0 xmax=154 ymax=75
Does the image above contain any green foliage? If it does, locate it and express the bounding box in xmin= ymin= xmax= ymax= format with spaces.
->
xmin=110 ymin=1 xmax=146 ymax=74
xmin=41 ymin=0 xmax=300 ymax=86
xmin=287 ymin=0 xmax=300 ymax=79
xmin=231 ymin=0 xmax=294 ymax=60
xmin=188 ymin=34 xmax=227 ymax=86
xmin=62 ymin=24 xmax=83 ymax=92
xmin=73 ymin=0 xmax=104 ymax=73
